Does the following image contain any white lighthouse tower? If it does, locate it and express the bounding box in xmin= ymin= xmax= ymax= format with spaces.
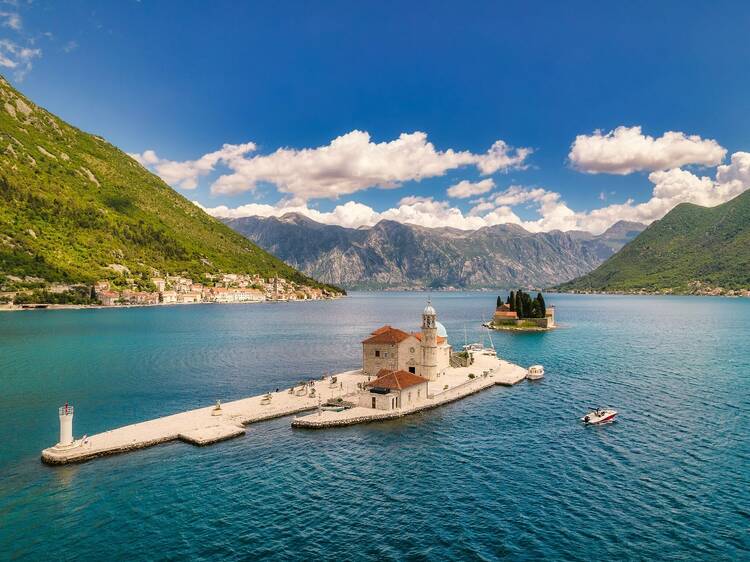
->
xmin=56 ymin=402 xmax=75 ymax=449
xmin=421 ymin=299 xmax=439 ymax=381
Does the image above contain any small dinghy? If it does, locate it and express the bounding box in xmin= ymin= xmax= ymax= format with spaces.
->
xmin=581 ymin=408 xmax=617 ymax=425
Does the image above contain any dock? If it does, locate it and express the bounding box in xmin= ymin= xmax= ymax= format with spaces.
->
xmin=41 ymin=353 xmax=528 ymax=465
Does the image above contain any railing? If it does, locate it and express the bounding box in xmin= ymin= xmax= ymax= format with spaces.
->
xmin=59 ymin=405 xmax=74 ymax=416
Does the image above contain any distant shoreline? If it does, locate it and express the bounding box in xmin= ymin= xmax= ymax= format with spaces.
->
xmin=0 ymin=295 xmax=344 ymax=312
xmin=549 ymin=289 xmax=750 ymax=298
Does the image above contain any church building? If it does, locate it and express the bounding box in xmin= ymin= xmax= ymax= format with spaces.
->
xmin=361 ymin=300 xmax=451 ymax=381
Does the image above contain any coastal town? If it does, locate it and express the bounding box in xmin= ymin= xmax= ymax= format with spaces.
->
xmin=0 ymin=272 xmax=340 ymax=310
xmin=41 ymin=300 xmax=530 ymax=464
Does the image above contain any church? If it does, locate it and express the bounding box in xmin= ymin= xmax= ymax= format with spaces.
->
xmin=361 ymin=300 xmax=452 ymax=381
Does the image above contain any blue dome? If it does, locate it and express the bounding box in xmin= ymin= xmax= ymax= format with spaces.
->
xmin=436 ymin=321 xmax=448 ymax=338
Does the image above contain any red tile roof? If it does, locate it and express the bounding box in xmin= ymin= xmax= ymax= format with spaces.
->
xmin=367 ymin=369 xmax=429 ymax=390
xmin=362 ymin=326 xmax=412 ymax=344
xmin=412 ymin=332 xmax=447 ymax=344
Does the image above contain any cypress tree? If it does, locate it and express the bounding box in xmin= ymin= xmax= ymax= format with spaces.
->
xmin=508 ymin=290 xmax=515 ymax=310
xmin=530 ymin=299 xmax=540 ymax=318
xmin=536 ymin=292 xmax=546 ymax=317
xmin=522 ymin=292 xmax=532 ymax=318
xmin=496 ymin=295 xmax=502 ymax=308
xmin=514 ymin=291 xmax=522 ymax=316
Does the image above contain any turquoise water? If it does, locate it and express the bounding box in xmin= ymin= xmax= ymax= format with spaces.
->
xmin=1 ymin=293 xmax=748 ymax=560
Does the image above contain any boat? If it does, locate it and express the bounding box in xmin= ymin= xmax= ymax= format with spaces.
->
xmin=526 ymin=365 xmax=544 ymax=380
xmin=581 ymin=408 xmax=617 ymax=425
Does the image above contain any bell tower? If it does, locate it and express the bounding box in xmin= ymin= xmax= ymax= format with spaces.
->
xmin=421 ymin=299 xmax=439 ymax=380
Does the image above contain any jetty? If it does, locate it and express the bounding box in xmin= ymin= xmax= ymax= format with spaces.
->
xmin=41 ymin=353 xmax=527 ymax=465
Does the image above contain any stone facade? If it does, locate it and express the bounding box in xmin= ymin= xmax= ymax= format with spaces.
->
xmin=358 ymin=369 xmax=430 ymax=411
xmin=361 ymin=302 xmax=451 ymax=380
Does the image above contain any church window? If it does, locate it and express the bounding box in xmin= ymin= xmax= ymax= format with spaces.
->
xmin=375 ymin=350 xmax=380 ymax=357
xmin=410 ymin=347 xmax=415 ymax=353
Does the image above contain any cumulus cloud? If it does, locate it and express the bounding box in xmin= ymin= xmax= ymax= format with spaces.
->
xmin=145 ymin=131 xmax=529 ymax=199
xmin=0 ymin=38 xmax=40 ymax=80
xmin=129 ymin=143 xmax=257 ymax=190
xmin=201 ymin=151 xmax=750 ymax=235
xmin=569 ymin=126 xmax=726 ymax=174
xmin=199 ymin=196 xmax=523 ymax=231
xmin=447 ymin=178 xmax=495 ymax=198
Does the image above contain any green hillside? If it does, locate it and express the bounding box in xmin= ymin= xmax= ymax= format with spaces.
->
xmin=0 ymin=76 xmax=339 ymax=293
xmin=557 ymin=189 xmax=750 ymax=294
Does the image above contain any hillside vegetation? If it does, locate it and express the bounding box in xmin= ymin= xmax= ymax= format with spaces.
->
xmin=0 ymin=76 xmax=339 ymax=293
xmin=557 ymin=190 xmax=750 ymax=294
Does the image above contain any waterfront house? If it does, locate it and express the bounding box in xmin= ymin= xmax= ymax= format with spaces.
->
xmin=160 ymin=290 xmax=178 ymax=304
xmin=177 ymin=291 xmax=201 ymax=304
xmin=358 ymin=369 xmax=429 ymax=410
xmin=208 ymin=287 xmax=264 ymax=303
xmin=98 ymin=290 xmax=119 ymax=306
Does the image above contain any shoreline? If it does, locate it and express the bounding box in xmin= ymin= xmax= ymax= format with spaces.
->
xmin=0 ymin=295 xmax=344 ymax=312
xmin=549 ymin=289 xmax=750 ymax=298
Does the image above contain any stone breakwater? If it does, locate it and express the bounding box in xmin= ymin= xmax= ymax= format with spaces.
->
xmin=41 ymin=370 xmax=367 ymax=465
xmin=41 ymin=354 xmax=529 ymax=465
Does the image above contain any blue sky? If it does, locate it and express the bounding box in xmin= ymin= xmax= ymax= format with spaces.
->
xmin=4 ymin=1 xmax=750 ymax=232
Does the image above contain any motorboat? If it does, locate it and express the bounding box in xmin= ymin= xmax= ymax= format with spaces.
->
xmin=527 ymin=365 xmax=544 ymax=380
xmin=581 ymin=408 xmax=617 ymax=425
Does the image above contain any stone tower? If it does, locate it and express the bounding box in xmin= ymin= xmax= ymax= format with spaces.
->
xmin=421 ymin=299 xmax=439 ymax=381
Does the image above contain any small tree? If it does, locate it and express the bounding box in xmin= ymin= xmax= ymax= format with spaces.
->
xmin=508 ymin=290 xmax=515 ymax=310
xmin=496 ymin=295 xmax=502 ymax=308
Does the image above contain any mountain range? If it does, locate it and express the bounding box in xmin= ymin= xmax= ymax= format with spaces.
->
xmin=0 ymin=76 xmax=339 ymax=294
xmin=224 ymin=213 xmax=645 ymax=289
xmin=558 ymin=189 xmax=750 ymax=294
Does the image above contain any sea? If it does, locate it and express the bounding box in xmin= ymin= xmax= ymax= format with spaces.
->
xmin=0 ymin=292 xmax=748 ymax=561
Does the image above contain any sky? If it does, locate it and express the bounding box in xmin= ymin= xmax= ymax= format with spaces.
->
xmin=3 ymin=0 xmax=750 ymax=234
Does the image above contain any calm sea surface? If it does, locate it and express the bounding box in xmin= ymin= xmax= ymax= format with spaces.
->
xmin=1 ymin=292 xmax=748 ymax=561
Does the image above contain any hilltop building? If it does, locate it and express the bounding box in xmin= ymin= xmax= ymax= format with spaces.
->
xmin=361 ymin=300 xmax=451 ymax=380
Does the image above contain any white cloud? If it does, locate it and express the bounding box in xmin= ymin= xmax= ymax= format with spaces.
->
xmin=62 ymin=40 xmax=77 ymax=53
xmin=203 ymin=130 xmax=530 ymax=199
xmin=475 ymin=140 xmax=532 ymax=175
xmin=200 ymin=151 xmax=750 ymax=235
xmin=199 ymin=196 xmax=523 ymax=231
xmin=0 ymin=11 xmax=21 ymax=31
xmin=447 ymin=178 xmax=494 ymax=198
xmin=0 ymin=38 xmax=40 ymax=80
xmin=129 ymin=143 xmax=257 ymax=190
xmin=569 ymin=126 xmax=726 ymax=174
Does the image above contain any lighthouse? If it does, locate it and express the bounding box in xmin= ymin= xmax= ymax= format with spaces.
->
xmin=421 ymin=299 xmax=439 ymax=381
xmin=57 ymin=402 xmax=75 ymax=449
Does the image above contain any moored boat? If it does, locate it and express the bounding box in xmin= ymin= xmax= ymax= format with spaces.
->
xmin=527 ymin=365 xmax=544 ymax=380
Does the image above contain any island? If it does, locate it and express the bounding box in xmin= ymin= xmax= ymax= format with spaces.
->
xmin=490 ymin=290 xmax=555 ymax=331
xmin=41 ymin=300 xmax=531 ymax=464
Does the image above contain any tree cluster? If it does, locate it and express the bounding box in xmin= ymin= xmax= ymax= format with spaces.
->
xmin=500 ymin=290 xmax=547 ymax=319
